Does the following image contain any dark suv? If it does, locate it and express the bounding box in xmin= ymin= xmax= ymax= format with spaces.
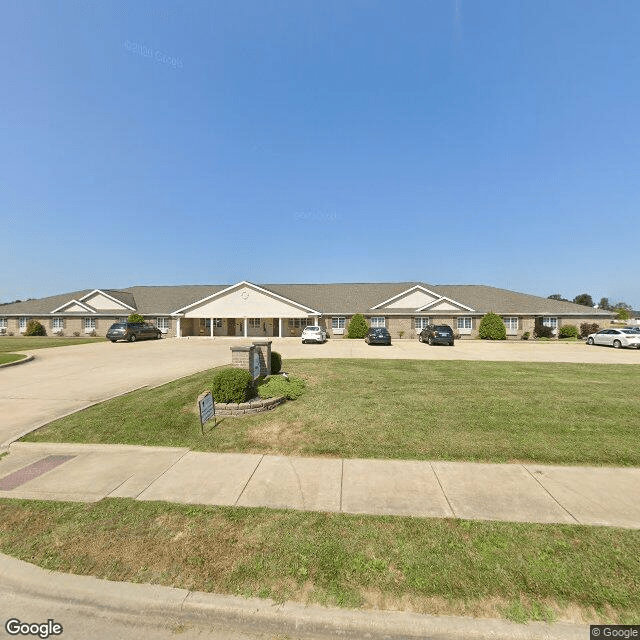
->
xmin=418 ymin=324 xmax=454 ymax=346
xmin=106 ymin=322 xmax=161 ymax=343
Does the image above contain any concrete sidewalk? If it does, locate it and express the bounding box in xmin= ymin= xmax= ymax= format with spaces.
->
xmin=2 ymin=442 xmax=639 ymax=528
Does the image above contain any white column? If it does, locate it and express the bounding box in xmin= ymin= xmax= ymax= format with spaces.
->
xmin=313 ymin=315 xmax=318 ymax=325
xmin=210 ymin=318 xmax=213 ymax=338
xmin=176 ymin=317 xmax=181 ymax=338
xmin=244 ymin=317 xmax=248 ymax=338
xmin=278 ymin=318 xmax=282 ymax=337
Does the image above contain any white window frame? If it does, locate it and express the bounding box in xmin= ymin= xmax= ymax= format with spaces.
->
xmin=457 ymin=317 xmax=472 ymax=334
xmin=332 ymin=316 xmax=346 ymax=335
xmin=212 ymin=318 xmax=223 ymax=328
xmin=414 ymin=317 xmax=431 ymax=331
xmin=84 ymin=317 xmax=96 ymax=333
xmin=0 ymin=318 xmax=7 ymax=330
xmin=19 ymin=317 xmax=28 ymax=333
xmin=156 ymin=317 xmax=170 ymax=333
xmin=370 ymin=316 xmax=385 ymax=328
xmin=249 ymin=318 xmax=261 ymax=329
xmin=542 ymin=317 xmax=558 ymax=333
xmin=52 ymin=317 xmax=65 ymax=333
xmin=503 ymin=317 xmax=518 ymax=335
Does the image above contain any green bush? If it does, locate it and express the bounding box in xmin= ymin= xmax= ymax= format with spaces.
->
xmin=347 ymin=313 xmax=369 ymax=339
xmin=558 ymin=324 xmax=579 ymax=339
xmin=128 ymin=314 xmax=145 ymax=323
xmin=271 ymin=351 xmax=282 ymax=375
xmin=257 ymin=375 xmax=306 ymax=400
xmin=211 ymin=368 xmax=254 ymax=404
xmin=522 ymin=331 xmax=530 ymax=340
xmin=534 ymin=319 xmax=554 ymax=339
xmin=478 ymin=312 xmax=506 ymax=340
xmin=580 ymin=322 xmax=599 ymax=338
xmin=25 ymin=320 xmax=46 ymax=336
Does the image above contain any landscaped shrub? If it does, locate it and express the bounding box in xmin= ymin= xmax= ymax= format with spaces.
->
xmin=257 ymin=375 xmax=306 ymax=400
xmin=271 ymin=351 xmax=282 ymax=375
xmin=534 ymin=320 xmax=554 ymax=339
xmin=211 ymin=368 xmax=254 ymax=404
xmin=73 ymin=331 xmax=80 ymax=337
xmin=580 ymin=322 xmax=599 ymax=338
xmin=478 ymin=312 xmax=506 ymax=340
xmin=522 ymin=331 xmax=530 ymax=340
xmin=558 ymin=324 xmax=579 ymax=339
xmin=347 ymin=313 xmax=369 ymax=339
xmin=25 ymin=320 xmax=46 ymax=336
xmin=128 ymin=314 xmax=145 ymax=323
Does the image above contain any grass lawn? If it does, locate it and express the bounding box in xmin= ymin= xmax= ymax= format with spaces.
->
xmin=0 ymin=497 xmax=637 ymax=624
xmin=0 ymin=336 xmax=105 ymax=352
xmin=23 ymin=359 xmax=640 ymax=466
xmin=0 ymin=353 xmax=27 ymax=365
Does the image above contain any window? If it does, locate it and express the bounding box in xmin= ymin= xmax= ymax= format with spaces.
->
xmin=457 ymin=317 xmax=472 ymax=334
xmin=156 ymin=317 xmax=170 ymax=333
xmin=52 ymin=317 xmax=64 ymax=332
xmin=331 ymin=317 xmax=346 ymax=329
xmin=212 ymin=318 xmax=222 ymax=328
xmin=84 ymin=317 xmax=96 ymax=333
xmin=542 ymin=317 xmax=557 ymax=329
xmin=288 ymin=318 xmax=309 ymax=328
xmin=249 ymin=318 xmax=261 ymax=329
xmin=0 ymin=318 xmax=7 ymax=331
xmin=414 ymin=317 xmax=431 ymax=330
xmin=503 ymin=317 xmax=518 ymax=334
xmin=370 ymin=316 xmax=385 ymax=328
xmin=19 ymin=317 xmax=28 ymax=333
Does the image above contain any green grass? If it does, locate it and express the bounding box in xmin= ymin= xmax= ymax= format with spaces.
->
xmin=0 ymin=497 xmax=637 ymax=623
xmin=23 ymin=359 xmax=640 ymax=466
xmin=0 ymin=353 xmax=27 ymax=365
xmin=0 ymin=336 xmax=105 ymax=352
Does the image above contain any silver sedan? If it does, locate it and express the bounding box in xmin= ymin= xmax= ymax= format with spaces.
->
xmin=586 ymin=328 xmax=640 ymax=349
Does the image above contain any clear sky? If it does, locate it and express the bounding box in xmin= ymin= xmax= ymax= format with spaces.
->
xmin=2 ymin=1 xmax=639 ymax=307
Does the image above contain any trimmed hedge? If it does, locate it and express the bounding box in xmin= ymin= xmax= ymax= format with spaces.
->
xmin=580 ymin=322 xmax=599 ymax=339
xmin=347 ymin=313 xmax=369 ymax=339
xmin=25 ymin=320 xmax=46 ymax=336
xmin=478 ymin=312 xmax=506 ymax=340
xmin=211 ymin=368 xmax=254 ymax=404
xmin=534 ymin=320 xmax=554 ymax=339
xmin=128 ymin=314 xmax=145 ymax=323
xmin=558 ymin=324 xmax=579 ymax=339
xmin=258 ymin=375 xmax=306 ymax=400
xmin=271 ymin=351 xmax=282 ymax=375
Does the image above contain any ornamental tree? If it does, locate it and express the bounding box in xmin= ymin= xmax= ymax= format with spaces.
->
xmin=478 ymin=312 xmax=507 ymax=340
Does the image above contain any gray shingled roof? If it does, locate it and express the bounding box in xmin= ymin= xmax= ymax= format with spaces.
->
xmin=0 ymin=282 xmax=615 ymax=317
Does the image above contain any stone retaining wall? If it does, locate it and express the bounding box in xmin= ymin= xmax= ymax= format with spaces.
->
xmin=215 ymin=396 xmax=285 ymax=417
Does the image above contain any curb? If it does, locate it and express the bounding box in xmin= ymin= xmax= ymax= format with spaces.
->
xmin=0 ymin=354 xmax=34 ymax=369
xmin=0 ymin=553 xmax=588 ymax=640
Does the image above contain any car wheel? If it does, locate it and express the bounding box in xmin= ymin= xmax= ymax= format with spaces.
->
xmin=129 ymin=334 xmax=136 ymax=342
xmin=450 ymin=341 xmax=454 ymax=346
xmin=418 ymin=334 xmax=424 ymax=343
xmin=587 ymin=337 xmax=594 ymax=345
xmin=110 ymin=339 xmax=117 ymax=343
xmin=428 ymin=337 xmax=433 ymax=346
xmin=613 ymin=340 xmax=622 ymax=349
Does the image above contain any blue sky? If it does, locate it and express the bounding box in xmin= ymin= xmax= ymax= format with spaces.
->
xmin=2 ymin=1 xmax=639 ymax=307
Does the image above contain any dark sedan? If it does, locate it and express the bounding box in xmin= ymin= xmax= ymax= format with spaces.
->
xmin=365 ymin=327 xmax=392 ymax=345
xmin=419 ymin=324 xmax=455 ymax=346
xmin=106 ymin=322 xmax=161 ymax=343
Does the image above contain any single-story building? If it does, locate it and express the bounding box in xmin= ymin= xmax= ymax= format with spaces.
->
xmin=0 ymin=281 xmax=615 ymax=340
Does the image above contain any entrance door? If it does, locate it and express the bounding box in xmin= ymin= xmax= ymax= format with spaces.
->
xmin=227 ymin=319 xmax=235 ymax=336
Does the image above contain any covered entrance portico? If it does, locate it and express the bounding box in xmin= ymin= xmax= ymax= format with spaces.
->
xmin=173 ymin=282 xmax=320 ymax=339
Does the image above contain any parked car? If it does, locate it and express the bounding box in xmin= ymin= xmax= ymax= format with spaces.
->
xmin=419 ymin=324 xmax=455 ymax=346
xmin=586 ymin=328 xmax=640 ymax=349
xmin=106 ymin=322 xmax=162 ymax=343
xmin=301 ymin=325 xmax=327 ymax=344
xmin=365 ymin=327 xmax=391 ymax=345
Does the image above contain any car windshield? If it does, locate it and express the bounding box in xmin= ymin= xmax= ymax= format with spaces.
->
xmin=435 ymin=326 xmax=451 ymax=332
xmin=111 ymin=323 xmax=126 ymax=329
xmin=305 ymin=327 xmax=320 ymax=332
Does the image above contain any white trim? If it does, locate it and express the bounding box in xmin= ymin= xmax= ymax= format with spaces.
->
xmin=371 ymin=285 xmax=444 ymax=310
xmin=79 ymin=289 xmax=136 ymax=311
xmin=51 ymin=299 xmax=96 ymax=314
xmin=173 ymin=281 xmax=320 ymax=315
xmin=415 ymin=296 xmax=475 ymax=312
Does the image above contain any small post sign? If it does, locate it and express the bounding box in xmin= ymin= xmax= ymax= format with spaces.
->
xmin=197 ymin=391 xmax=216 ymax=434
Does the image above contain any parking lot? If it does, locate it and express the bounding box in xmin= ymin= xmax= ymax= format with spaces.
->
xmin=1 ymin=336 xmax=638 ymax=447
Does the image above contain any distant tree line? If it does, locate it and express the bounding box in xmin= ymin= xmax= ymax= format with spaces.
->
xmin=547 ymin=293 xmax=634 ymax=320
